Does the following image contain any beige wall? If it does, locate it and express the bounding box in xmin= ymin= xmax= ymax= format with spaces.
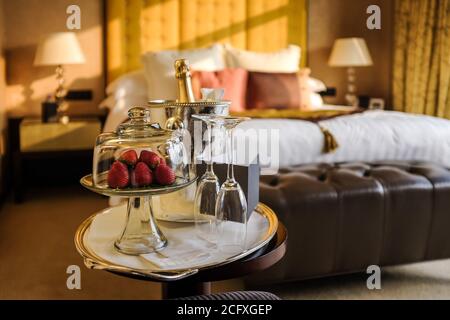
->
xmin=0 ymin=0 xmax=5 ymax=120
xmin=308 ymin=0 xmax=394 ymax=106
xmin=3 ymin=0 xmax=104 ymax=116
xmin=0 ymin=0 xmax=5 ymax=157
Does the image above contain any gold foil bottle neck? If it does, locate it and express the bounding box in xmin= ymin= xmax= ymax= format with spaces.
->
xmin=174 ymin=58 xmax=195 ymax=103
xmin=175 ymin=58 xmax=191 ymax=78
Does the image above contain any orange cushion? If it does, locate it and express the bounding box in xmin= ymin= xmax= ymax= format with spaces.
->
xmin=191 ymin=68 xmax=248 ymax=112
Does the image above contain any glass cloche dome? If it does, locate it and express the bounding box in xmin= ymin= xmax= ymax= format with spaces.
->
xmin=81 ymin=107 xmax=195 ymax=255
xmin=92 ymin=107 xmax=193 ymax=193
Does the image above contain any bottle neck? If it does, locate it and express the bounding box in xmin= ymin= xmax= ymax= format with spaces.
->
xmin=176 ymin=74 xmax=195 ymax=103
xmin=174 ymin=59 xmax=195 ymax=103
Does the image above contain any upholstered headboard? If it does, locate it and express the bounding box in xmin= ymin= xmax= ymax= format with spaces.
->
xmin=106 ymin=0 xmax=308 ymax=82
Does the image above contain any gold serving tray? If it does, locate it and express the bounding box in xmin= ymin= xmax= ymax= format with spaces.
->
xmin=74 ymin=203 xmax=278 ymax=281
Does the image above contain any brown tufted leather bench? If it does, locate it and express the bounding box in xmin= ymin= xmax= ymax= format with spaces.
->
xmin=254 ymin=162 xmax=450 ymax=283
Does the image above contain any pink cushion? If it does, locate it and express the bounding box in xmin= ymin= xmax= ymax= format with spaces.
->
xmin=191 ymin=68 xmax=248 ymax=112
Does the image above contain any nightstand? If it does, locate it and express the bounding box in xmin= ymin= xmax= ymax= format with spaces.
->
xmin=7 ymin=116 xmax=103 ymax=203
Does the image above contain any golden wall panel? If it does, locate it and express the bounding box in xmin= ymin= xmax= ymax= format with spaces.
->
xmin=140 ymin=0 xmax=180 ymax=51
xmin=179 ymin=0 xmax=246 ymax=49
xmin=106 ymin=0 xmax=307 ymax=81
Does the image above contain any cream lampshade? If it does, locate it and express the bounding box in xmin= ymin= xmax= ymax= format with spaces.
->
xmin=328 ymin=38 xmax=373 ymax=106
xmin=34 ymin=32 xmax=85 ymax=66
xmin=34 ymin=32 xmax=85 ymax=102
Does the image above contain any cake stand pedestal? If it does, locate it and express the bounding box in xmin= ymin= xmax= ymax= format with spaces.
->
xmin=80 ymin=174 xmax=196 ymax=255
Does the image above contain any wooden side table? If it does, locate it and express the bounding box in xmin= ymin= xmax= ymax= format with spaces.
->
xmin=159 ymin=223 xmax=287 ymax=299
xmin=7 ymin=116 xmax=102 ymax=203
xmin=116 ymin=222 xmax=287 ymax=299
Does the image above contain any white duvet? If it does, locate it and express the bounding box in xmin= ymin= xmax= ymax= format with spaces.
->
xmin=237 ymin=110 xmax=450 ymax=170
xmin=102 ymin=99 xmax=450 ymax=171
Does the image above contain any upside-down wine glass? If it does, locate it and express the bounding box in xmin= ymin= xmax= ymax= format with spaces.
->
xmin=192 ymin=114 xmax=220 ymax=244
xmin=211 ymin=116 xmax=251 ymax=254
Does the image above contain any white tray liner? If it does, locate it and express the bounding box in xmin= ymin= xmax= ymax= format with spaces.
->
xmin=85 ymin=204 xmax=269 ymax=271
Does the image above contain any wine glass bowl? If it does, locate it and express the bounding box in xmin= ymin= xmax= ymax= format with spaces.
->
xmin=215 ymin=179 xmax=248 ymax=253
xmin=193 ymin=171 xmax=220 ymax=242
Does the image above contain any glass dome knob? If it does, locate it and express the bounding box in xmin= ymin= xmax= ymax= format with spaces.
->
xmin=128 ymin=107 xmax=151 ymax=122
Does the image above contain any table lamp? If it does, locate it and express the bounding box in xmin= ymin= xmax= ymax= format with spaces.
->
xmin=328 ymin=38 xmax=373 ymax=106
xmin=34 ymin=32 xmax=85 ymax=103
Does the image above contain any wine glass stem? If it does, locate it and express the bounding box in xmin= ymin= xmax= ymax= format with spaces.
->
xmin=206 ymin=122 xmax=214 ymax=175
xmin=226 ymin=127 xmax=235 ymax=182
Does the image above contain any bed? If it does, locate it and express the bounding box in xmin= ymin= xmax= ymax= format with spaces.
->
xmin=238 ymin=110 xmax=450 ymax=169
xmin=101 ymin=80 xmax=450 ymax=173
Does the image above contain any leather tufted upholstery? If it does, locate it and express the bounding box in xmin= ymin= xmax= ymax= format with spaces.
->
xmin=254 ymin=162 xmax=450 ymax=283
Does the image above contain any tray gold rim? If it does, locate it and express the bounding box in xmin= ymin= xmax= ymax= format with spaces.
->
xmin=74 ymin=203 xmax=278 ymax=280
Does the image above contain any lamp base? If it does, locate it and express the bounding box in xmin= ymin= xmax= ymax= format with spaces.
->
xmin=345 ymin=67 xmax=359 ymax=107
xmin=54 ymin=65 xmax=70 ymax=123
xmin=345 ymin=93 xmax=359 ymax=107
xmin=55 ymin=65 xmax=67 ymax=101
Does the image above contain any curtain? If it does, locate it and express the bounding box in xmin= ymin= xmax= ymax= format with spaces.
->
xmin=393 ymin=0 xmax=450 ymax=117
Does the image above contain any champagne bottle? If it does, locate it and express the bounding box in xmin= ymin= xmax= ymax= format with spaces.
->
xmin=165 ymin=59 xmax=195 ymax=130
xmin=174 ymin=58 xmax=195 ymax=103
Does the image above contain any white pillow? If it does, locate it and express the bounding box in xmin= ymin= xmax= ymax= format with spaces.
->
xmin=224 ymin=44 xmax=301 ymax=72
xmin=102 ymin=95 xmax=148 ymax=132
xmin=100 ymin=71 xmax=148 ymax=130
xmin=310 ymin=92 xmax=324 ymax=109
xmin=106 ymin=70 xmax=147 ymax=98
xmin=308 ymin=77 xmax=327 ymax=93
xmin=141 ymin=44 xmax=226 ymax=100
xmin=99 ymin=95 xmax=117 ymax=110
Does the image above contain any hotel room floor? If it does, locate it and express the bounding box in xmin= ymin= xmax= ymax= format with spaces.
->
xmin=1 ymin=185 xmax=449 ymax=300
xmin=0 ymin=185 xmax=243 ymax=299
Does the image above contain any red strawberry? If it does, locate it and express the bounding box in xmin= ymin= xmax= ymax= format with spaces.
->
xmin=159 ymin=156 xmax=166 ymax=165
xmin=155 ymin=164 xmax=176 ymax=185
xmin=130 ymin=162 xmax=152 ymax=187
xmin=107 ymin=161 xmax=129 ymax=188
xmin=139 ymin=150 xmax=161 ymax=169
xmin=119 ymin=149 xmax=138 ymax=166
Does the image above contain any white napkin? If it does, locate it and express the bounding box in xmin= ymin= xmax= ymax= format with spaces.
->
xmin=201 ymin=88 xmax=225 ymax=101
xmin=86 ymin=204 xmax=269 ymax=271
